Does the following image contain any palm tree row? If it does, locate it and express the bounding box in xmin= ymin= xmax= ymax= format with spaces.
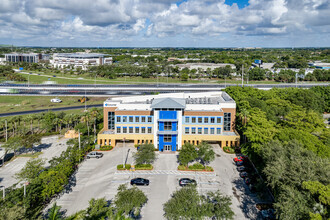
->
xmin=0 ymin=108 xmax=103 ymax=141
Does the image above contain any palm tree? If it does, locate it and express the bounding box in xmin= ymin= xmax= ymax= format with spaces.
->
xmin=47 ymin=203 xmax=62 ymax=220
xmin=81 ymin=112 xmax=91 ymax=136
xmin=89 ymin=108 xmax=99 ymax=139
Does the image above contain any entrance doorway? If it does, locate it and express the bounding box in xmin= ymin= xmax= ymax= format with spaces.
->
xmin=164 ymin=145 xmax=171 ymax=151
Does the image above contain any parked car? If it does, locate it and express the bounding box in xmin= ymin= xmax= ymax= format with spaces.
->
xmin=240 ymin=172 xmax=249 ymax=178
xmin=53 ymin=75 xmax=56 ymax=77
xmin=261 ymin=209 xmax=276 ymax=219
xmin=50 ymin=98 xmax=62 ymax=103
xmin=256 ymin=203 xmax=274 ymax=211
xmin=235 ymin=161 xmax=244 ymax=166
xmin=86 ymin=151 xmax=103 ymax=159
xmin=130 ymin=178 xmax=149 ymax=186
xmin=179 ymin=178 xmax=197 ymax=187
xmin=237 ymin=166 xmax=246 ymax=172
xmin=245 ymin=177 xmax=251 ymax=185
xmin=233 ymin=156 xmax=248 ymax=162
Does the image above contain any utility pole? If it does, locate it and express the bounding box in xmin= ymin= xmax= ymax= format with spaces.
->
xmin=5 ymin=119 xmax=7 ymax=142
xmin=2 ymin=186 xmax=5 ymax=200
xmin=241 ymin=64 xmax=244 ymax=87
xmin=84 ymin=90 xmax=87 ymax=112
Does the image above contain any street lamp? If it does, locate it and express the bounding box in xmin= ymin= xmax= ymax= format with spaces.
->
xmin=123 ymin=138 xmax=126 ymax=168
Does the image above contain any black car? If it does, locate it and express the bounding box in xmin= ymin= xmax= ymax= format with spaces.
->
xmin=237 ymin=166 xmax=246 ymax=172
xmin=240 ymin=172 xmax=249 ymax=178
xmin=130 ymin=178 xmax=149 ymax=186
xmin=179 ymin=178 xmax=196 ymax=187
xmin=236 ymin=161 xmax=244 ymax=166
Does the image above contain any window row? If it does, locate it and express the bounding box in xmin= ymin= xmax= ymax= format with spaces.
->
xmin=116 ymin=116 xmax=153 ymax=123
xmin=184 ymin=116 xmax=222 ymax=124
xmin=184 ymin=127 xmax=221 ymax=135
xmin=116 ymin=126 xmax=152 ymax=134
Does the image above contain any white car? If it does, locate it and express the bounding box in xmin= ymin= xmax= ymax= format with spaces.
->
xmin=50 ymin=98 xmax=62 ymax=103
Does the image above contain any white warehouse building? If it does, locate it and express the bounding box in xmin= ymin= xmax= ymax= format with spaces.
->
xmin=51 ymin=53 xmax=112 ymax=70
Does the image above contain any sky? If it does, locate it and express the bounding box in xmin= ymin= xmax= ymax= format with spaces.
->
xmin=0 ymin=0 xmax=329 ymax=48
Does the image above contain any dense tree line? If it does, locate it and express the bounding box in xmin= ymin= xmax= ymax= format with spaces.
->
xmin=0 ymin=65 xmax=26 ymax=81
xmin=225 ymin=86 xmax=330 ymax=219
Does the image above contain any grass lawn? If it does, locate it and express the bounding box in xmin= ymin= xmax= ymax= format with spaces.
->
xmin=0 ymin=96 xmax=105 ymax=114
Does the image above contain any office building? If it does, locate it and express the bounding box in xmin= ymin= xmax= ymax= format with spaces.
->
xmin=5 ymin=53 xmax=49 ymax=63
xmin=51 ymin=53 xmax=112 ymax=70
xmin=97 ymin=92 xmax=240 ymax=151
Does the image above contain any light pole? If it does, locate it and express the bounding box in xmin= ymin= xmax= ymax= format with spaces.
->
xmin=1 ymin=186 xmax=5 ymax=200
xmin=123 ymin=138 xmax=125 ymax=168
xmin=241 ymin=64 xmax=244 ymax=87
xmin=84 ymin=90 xmax=87 ymax=112
xmin=5 ymin=119 xmax=7 ymax=142
xmin=94 ymin=74 xmax=97 ymax=88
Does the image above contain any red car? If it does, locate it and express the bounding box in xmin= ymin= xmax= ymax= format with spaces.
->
xmin=233 ymin=156 xmax=248 ymax=162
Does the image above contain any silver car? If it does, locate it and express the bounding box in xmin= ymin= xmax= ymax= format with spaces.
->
xmin=86 ymin=151 xmax=103 ymax=159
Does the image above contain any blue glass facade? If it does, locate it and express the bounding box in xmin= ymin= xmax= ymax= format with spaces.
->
xmin=158 ymin=111 xmax=177 ymax=151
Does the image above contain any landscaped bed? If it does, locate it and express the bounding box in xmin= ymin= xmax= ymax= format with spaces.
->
xmin=97 ymin=145 xmax=113 ymax=151
xmin=178 ymin=163 xmax=214 ymax=172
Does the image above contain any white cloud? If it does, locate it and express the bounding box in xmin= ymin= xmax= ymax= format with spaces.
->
xmin=0 ymin=0 xmax=328 ymax=46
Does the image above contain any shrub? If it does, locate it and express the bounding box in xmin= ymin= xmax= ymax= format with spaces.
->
xmin=117 ymin=164 xmax=131 ymax=170
xmin=178 ymin=165 xmax=187 ymax=170
xmin=188 ymin=163 xmax=205 ymax=170
xmin=99 ymin=145 xmax=113 ymax=151
xmin=135 ymin=164 xmax=153 ymax=170
xmin=223 ymin=146 xmax=235 ymax=154
xmin=205 ymin=166 xmax=214 ymax=171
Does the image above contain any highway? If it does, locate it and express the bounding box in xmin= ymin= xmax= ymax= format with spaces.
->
xmin=0 ymin=104 xmax=103 ymax=117
xmin=0 ymin=83 xmax=328 ymax=96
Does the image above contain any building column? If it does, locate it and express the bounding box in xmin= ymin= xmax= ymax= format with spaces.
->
xmin=220 ymin=141 xmax=225 ymax=149
xmin=111 ymin=139 xmax=116 ymax=147
xmin=134 ymin=139 xmax=138 ymax=145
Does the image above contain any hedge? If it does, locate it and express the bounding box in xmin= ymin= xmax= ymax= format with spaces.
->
xmin=99 ymin=145 xmax=113 ymax=151
xmin=223 ymin=146 xmax=235 ymax=154
xmin=178 ymin=163 xmax=214 ymax=171
xmin=135 ymin=164 xmax=153 ymax=170
xmin=117 ymin=164 xmax=131 ymax=170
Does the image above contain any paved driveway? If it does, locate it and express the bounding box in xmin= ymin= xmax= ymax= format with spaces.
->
xmin=0 ymin=135 xmax=69 ymax=188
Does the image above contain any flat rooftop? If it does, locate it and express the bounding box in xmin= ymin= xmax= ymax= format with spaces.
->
xmin=54 ymin=53 xmax=110 ymax=58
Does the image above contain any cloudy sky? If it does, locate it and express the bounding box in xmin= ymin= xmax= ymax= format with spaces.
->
xmin=0 ymin=0 xmax=329 ymax=47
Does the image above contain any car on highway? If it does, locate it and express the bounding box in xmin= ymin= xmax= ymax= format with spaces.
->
xmin=86 ymin=151 xmax=103 ymax=159
xmin=179 ymin=178 xmax=197 ymax=187
xmin=50 ymin=98 xmax=62 ymax=103
xmin=130 ymin=178 xmax=149 ymax=186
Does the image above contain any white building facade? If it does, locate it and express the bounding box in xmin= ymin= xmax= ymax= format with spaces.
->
xmin=51 ymin=53 xmax=112 ymax=70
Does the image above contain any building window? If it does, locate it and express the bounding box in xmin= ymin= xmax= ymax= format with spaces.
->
xmin=164 ymin=122 xmax=172 ymax=130
xmin=135 ymin=116 xmax=140 ymax=122
xmin=191 ymin=127 xmax=196 ymax=134
xmin=192 ymin=117 xmax=196 ymax=123
xmin=123 ymin=116 xmax=127 ymax=122
xmin=185 ymin=117 xmax=190 ymax=123
xmin=129 ymin=116 xmax=133 ymax=123
xmin=116 ymin=127 xmax=121 ymax=133
xmin=217 ymin=117 xmax=221 ymax=123
xmin=210 ymin=117 xmax=215 ymax=123
xmin=198 ymin=117 xmax=203 ymax=123
xmin=147 ymin=127 xmax=152 ymax=133
xmin=129 ymin=127 xmax=133 ymax=133
xmin=164 ymin=135 xmax=172 ymax=142
xmin=135 ymin=127 xmax=139 ymax=133
xmin=185 ymin=127 xmax=189 ymax=134
xmin=141 ymin=127 xmax=146 ymax=133
xmin=142 ymin=116 xmax=146 ymax=123
xmin=198 ymin=127 xmax=202 ymax=134
xmin=210 ymin=128 xmax=215 ymax=134
xmin=123 ymin=127 xmax=127 ymax=133
xmin=148 ymin=116 xmax=152 ymax=123
xmin=204 ymin=117 xmax=208 ymax=123
xmin=108 ymin=112 xmax=115 ymax=129
xmin=116 ymin=116 xmax=121 ymax=123
xmin=224 ymin=113 xmax=231 ymax=131
xmin=204 ymin=128 xmax=208 ymax=134
xmin=217 ymin=128 xmax=221 ymax=134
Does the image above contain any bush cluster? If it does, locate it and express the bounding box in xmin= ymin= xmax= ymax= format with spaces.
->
xmin=223 ymin=146 xmax=235 ymax=154
xmin=117 ymin=164 xmax=131 ymax=170
xmin=135 ymin=164 xmax=153 ymax=170
xmin=99 ymin=145 xmax=113 ymax=151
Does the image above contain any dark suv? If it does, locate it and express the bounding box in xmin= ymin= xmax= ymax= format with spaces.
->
xmin=130 ymin=178 xmax=149 ymax=186
xmin=179 ymin=178 xmax=197 ymax=187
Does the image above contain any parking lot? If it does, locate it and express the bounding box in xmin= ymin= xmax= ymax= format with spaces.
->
xmin=0 ymin=135 xmax=68 ymax=188
xmin=50 ymin=144 xmax=260 ymax=219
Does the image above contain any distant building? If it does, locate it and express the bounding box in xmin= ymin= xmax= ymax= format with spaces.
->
xmin=5 ymin=53 xmax=50 ymax=63
xmin=251 ymin=63 xmax=275 ymax=70
xmin=308 ymin=62 xmax=330 ymax=69
xmin=97 ymin=92 xmax=240 ymax=151
xmin=51 ymin=53 xmax=112 ymax=70
xmin=174 ymin=63 xmax=235 ymax=71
